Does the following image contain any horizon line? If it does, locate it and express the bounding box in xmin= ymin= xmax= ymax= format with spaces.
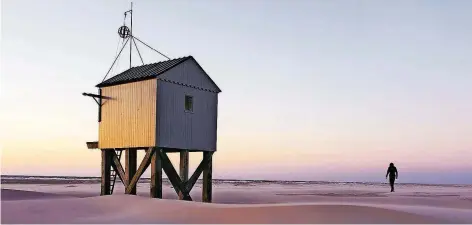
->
xmin=2 ymin=174 xmax=471 ymax=186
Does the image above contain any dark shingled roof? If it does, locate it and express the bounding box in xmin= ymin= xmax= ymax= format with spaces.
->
xmin=96 ymin=56 xmax=191 ymax=88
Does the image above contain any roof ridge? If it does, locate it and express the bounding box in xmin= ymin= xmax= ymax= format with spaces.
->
xmin=96 ymin=55 xmax=193 ymax=88
xmin=128 ymin=55 xmax=192 ymax=70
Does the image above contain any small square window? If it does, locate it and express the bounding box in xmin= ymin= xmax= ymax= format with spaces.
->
xmin=185 ymin=95 xmax=193 ymax=112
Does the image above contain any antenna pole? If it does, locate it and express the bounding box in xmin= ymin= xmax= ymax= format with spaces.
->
xmin=129 ymin=2 xmax=133 ymax=69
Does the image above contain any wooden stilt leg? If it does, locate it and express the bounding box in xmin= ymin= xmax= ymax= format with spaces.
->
xmin=202 ymin=151 xmax=213 ymax=202
xmin=126 ymin=148 xmax=137 ymax=195
xmin=150 ymin=148 xmax=162 ymax=198
xmin=179 ymin=150 xmax=189 ymax=200
xmin=101 ymin=149 xmax=111 ymax=195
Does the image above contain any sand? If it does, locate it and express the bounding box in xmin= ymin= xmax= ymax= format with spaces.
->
xmin=2 ymin=182 xmax=472 ymax=224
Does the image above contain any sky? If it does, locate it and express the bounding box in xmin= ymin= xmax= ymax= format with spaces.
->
xmin=1 ymin=0 xmax=471 ymax=184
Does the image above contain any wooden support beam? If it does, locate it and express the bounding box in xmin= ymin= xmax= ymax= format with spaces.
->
xmin=158 ymin=150 xmax=192 ymax=201
xmin=185 ymin=151 xmax=213 ymax=193
xmin=179 ymin=150 xmax=189 ymax=200
xmin=82 ymin=92 xmax=112 ymax=99
xmin=150 ymin=148 xmax=162 ymax=198
xmin=110 ymin=151 xmax=127 ymax=186
xmin=125 ymin=148 xmax=154 ymax=194
xmin=125 ymin=148 xmax=137 ymax=194
xmin=202 ymin=151 xmax=213 ymax=203
xmin=101 ymin=150 xmax=112 ymax=195
xmin=160 ymin=147 xmax=210 ymax=153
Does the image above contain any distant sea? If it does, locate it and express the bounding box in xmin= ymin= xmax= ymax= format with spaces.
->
xmin=1 ymin=175 xmax=470 ymax=188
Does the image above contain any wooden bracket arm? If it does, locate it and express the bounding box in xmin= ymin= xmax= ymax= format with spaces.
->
xmin=82 ymin=92 xmax=113 ymax=100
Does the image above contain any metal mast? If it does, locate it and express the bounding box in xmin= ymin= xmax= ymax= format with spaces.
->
xmin=125 ymin=2 xmax=133 ymax=69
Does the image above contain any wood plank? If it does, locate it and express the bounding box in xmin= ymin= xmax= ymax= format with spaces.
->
xmin=159 ymin=151 xmax=192 ymax=201
xmin=125 ymin=148 xmax=137 ymax=194
xmin=185 ymin=151 xmax=213 ymax=193
xmin=179 ymin=150 xmax=189 ymax=200
xmin=202 ymin=151 xmax=213 ymax=202
xmin=150 ymin=148 xmax=162 ymax=198
xmin=101 ymin=150 xmax=111 ymax=195
xmin=86 ymin=141 xmax=99 ymax=149
xmin=125 ymin=147 xmax=154 ymax=194
xmin=110 ymin=151 xmax=127 ymax=186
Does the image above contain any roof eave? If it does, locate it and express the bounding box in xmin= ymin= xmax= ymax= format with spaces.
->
xmin=95 ymin=75 xmax=158 ymax=88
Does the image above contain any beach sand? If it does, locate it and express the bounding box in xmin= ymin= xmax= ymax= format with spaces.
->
xmin=2 ymin=181 xmax=472 ymax=224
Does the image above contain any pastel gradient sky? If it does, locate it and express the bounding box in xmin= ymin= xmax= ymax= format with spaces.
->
xmin=1 ymin=0 xmax=471 ymax=184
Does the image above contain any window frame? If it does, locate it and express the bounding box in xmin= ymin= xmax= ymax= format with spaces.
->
xmin=184 ymin=94 xmax=194 ymax=113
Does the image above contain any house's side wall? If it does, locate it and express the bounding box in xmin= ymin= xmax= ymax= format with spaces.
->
xmin=99 ymin=79 xmax=157 ymax=149
xmin=156 ymin=80 xmax=218 ymax=151
xmin=158 ymin=59 xmax=220 ymax=92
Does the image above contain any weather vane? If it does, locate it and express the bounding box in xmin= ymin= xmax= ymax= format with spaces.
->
xmin=118 ymin=3 xmax=132 ymax=39
xmin=123 ymin=2 xmax=133 ymax=67
xmin=118 ymin=26 xmax=131 ymax=39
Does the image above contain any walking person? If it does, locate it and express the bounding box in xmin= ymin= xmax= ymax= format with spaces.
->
xmin=386 ymin=163 xmax=398 ymax=192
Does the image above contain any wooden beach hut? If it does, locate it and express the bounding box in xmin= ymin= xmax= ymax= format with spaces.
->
xmin=84 ymin=56 xmax=221 ymax=202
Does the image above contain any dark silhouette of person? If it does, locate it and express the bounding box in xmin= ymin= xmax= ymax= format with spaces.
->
xmin=385 ymin=163 xmax=398 ymax=192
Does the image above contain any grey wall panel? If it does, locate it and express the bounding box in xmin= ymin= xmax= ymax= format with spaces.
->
xmin=156 ymin=80 xmax=218 ymax=151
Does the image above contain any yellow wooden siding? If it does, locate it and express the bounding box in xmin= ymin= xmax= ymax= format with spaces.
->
xmin=99 ymin=79 xmax=157 ymax=148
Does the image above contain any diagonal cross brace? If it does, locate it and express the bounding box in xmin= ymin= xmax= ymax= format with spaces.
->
xmin=125 ymin=147 xmax=154 ymax=194
xmin=110 ymin=151 xmax=127 ymax=186
xmin=185 ymin=151 xmax=213 ymax=192
xmin=159 ymin=150 xmax=192 ymax=200
xmin=121 ymin=148 xmax=213 ymax=200
xmin=159 ymin=150 xmax=213 ymax=201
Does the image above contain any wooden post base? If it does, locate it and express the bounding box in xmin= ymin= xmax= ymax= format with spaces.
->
xmin=125 ymin=149 xmax=137 ymax=195
xmin=101 ymin=150 xmax=111 ymax=195
xmin=150 ymin=148 xmax=162 ymax=198
xmin=202 ymin=151 xmax=213 ymax=202
xmin=179 ymin=150 xmax=189 ymax=200
xmin=100 ymin=147 xmax=214 ymax=203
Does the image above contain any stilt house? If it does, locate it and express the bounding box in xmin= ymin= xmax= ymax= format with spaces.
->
xmin=86 ymin=56 xmax=221 ymax=202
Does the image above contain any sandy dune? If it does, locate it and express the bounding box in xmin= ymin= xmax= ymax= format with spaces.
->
xmin=1 ymin=189 xmax=74 ymax=201
xmin=2 ymin=182 xmax=472 ymax=224
xmin=2 ymin=188 xmax=472 ymax=224
xmin=1 ymin=191 xmax=446 ymax=224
